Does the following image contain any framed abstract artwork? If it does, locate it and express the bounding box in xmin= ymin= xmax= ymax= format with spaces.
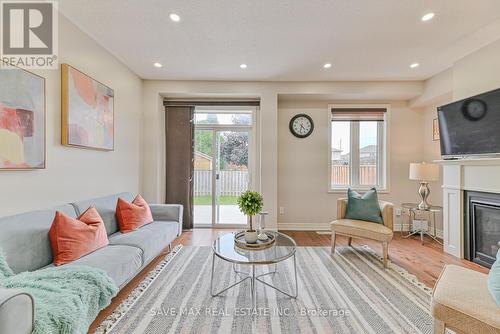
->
xmin=61 ymin=64 xmax=114 ymax=151
xmin=0 ymin=60 xmax=46 ymax=170
xmin=433 ymin=118 xmax=440 ymax=141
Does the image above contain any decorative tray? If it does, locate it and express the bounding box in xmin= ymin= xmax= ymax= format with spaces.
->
xmin=234 ymin=231 xmax=276 ymax=250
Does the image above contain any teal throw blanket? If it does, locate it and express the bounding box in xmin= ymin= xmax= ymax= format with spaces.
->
xmin=0 ymin=256 xmax=118 ymax=334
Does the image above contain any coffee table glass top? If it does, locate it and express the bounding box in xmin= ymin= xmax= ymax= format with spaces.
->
xmin=212 ymin=231 xmax=296 ymax=265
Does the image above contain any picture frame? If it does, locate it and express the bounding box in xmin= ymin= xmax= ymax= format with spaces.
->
xmin=0 ymin=60 xmax=46 ymax=170
xmin=61 ymin=64 xmax=114 ymax=151
xmin=433 ymin=118 xmax=440 ymax=141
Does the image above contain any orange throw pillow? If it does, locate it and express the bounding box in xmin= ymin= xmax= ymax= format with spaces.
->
xmin=116 ymin=194 xmax=153 ymax=233
xmin=49 ymin=207 xmax=109 ymax=266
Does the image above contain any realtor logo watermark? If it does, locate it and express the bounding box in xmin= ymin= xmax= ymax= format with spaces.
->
xmin=1 ymin=0 xmax=58 ymax=69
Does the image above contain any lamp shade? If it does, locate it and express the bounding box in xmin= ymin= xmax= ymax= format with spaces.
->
xmin=409 ymin=162 xmax=439 ymax=181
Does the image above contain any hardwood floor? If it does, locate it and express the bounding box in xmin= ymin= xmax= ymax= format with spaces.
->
xmin=88 ymin=229 xmax=488 ymax=333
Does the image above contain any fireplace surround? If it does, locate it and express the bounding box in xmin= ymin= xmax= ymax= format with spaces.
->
xmin=439 ymin=158 xmax=500 ymax=260
xmin=464 ymin=191 xmax=500 ymax=268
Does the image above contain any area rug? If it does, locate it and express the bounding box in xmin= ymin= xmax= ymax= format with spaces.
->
xmin=95 ymin=245 xmax=436 ymax=334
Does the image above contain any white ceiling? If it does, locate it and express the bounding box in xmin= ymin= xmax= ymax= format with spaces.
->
xmin=60 ymin=0 xmax=500 ymax=81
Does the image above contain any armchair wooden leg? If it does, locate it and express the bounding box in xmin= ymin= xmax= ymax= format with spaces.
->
xmin=382 ymin=242 xmax=389 ymax=268
xmin=347 ymin=237 xmax=352 ymax=246
xmin=331 ymin=232 xmax=337 ymax=254
xmin=433 ymin=318 xmax=445 ymax=334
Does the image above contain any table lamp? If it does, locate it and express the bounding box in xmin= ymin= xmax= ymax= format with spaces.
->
xmin=409 ymin=162 xmax=440 ymax=210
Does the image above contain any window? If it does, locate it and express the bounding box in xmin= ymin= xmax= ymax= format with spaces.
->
xmin=329 ymin=105 xmax=388 ymax=191
xmin=194 ymin=106 xmax=253 ymax=126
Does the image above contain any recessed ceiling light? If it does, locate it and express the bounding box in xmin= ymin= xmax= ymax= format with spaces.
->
xmin=169 ymin=13 xmax=180 ymax=22
xmin=410 ymin=63 xmax=419 ymax=68
xmin=421 ymin=12 xmax=435 ymax=22
xmin=153 ymin=62 xmax=162 ymax=68
xmin=240 ymin=64 xmax=247 ymax=69
xmin=323 ymin=63 xmax=332 ymax=69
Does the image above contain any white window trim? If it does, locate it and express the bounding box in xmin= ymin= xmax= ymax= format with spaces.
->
xmin=327 ymin=104 xmax=391 ymax=194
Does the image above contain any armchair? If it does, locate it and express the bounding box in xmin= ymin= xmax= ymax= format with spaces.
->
xmin=331 ymin=198 xmax=394 ymax=268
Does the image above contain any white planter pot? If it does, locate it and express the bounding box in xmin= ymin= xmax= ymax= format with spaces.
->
xmin=244 ymin=230 xmax=258 ymax=243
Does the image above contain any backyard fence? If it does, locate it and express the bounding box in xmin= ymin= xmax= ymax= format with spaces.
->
xmin=331 ymin=165 xmax=377 ymax=185
xmin=194 ymin=170 xmax=248 ymax=196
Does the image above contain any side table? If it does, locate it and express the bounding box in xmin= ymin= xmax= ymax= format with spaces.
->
xmin=400 ymin=203 xmax=443 ymax=245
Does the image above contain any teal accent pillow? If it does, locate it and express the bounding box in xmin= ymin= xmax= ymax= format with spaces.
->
xmin=0 ymin=249 xmax=14 ymax=278
xmin=488 ymin=249 xmax=500 ymax=307
xmin=344 ymin=188 xmax=383 ymax=224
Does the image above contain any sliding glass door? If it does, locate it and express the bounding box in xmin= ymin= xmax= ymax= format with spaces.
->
xmin=193 ymin=107 xmax=255 ymax=227
xmin=193 ymin=129 xmax=213 ymax=225
xmin=214 ymin=130 xmax=250 ymax=225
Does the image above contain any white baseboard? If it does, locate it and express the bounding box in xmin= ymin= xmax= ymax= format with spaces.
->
xmin=277 ymin=222 xmax=330 ymax=232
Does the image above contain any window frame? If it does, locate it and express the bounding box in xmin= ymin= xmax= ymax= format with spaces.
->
xmin=327 ymin=104 xmax=390 ymax=193
xmin=194 ymin=105 xmax=255 ymax=127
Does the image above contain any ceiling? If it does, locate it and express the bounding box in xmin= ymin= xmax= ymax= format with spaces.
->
xmin=60 ymin=0 xmax=500 ymax=81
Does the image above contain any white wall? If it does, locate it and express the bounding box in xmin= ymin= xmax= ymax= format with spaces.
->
xmin=453 ymin=38 xmax=500 ymax=100
xmin=0 ymin=14 xmax=143 ymax=217
xmin=419 ymin=99 xmax=450 ymax=234
xmin=141 ymin=81 xmax=423 ymax=230
xmin=278 ymin=100 xmax=424 ymax=230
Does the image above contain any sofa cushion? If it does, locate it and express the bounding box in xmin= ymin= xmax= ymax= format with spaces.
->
xmin=45 ymin=244 xmax=143 ymax=288
xmin=331 ymin=219 xmax=393 ymax=242
xmin=71 ymin=192 xmax=134 ymax=236
xmin=116 ymin=195 xmax=153 ymax=233
xmin=109 ymin=221 xmax=178 ymax=263
xmin=431 ymin=264 xmax=500 ymax=333
xmin=0 ymin=205 xmax=77 ymax=273
xmin=49 ymin=207 xmax=109 ymax=266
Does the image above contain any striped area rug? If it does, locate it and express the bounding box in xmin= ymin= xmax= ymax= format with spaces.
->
xmin=95 ymin=245 xmax=436 ymax=334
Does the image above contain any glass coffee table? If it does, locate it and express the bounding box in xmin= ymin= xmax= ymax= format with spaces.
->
xmin=210 ymin=231 xmax=297 ymax=305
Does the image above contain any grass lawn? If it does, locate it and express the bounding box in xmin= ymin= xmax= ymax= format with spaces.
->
xmin=194 ymin=195 xmax=238 ymax=205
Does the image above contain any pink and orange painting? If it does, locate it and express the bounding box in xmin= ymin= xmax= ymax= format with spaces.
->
xmin=0 ymin=61 xmax=45 ymax=170
xmin=62 ymin=64 xmax=114 ymax=151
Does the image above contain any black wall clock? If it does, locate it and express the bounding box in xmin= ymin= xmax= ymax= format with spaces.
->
xmin=289 ymin=114 xmax=314 ymax=138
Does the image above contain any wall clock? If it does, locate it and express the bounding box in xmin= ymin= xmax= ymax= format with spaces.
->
xmin=289 ymin=114 xmax=314 ymax=138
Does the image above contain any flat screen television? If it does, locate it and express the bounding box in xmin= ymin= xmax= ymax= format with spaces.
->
xmin=438 ymin=87 xmax=500 ymax=157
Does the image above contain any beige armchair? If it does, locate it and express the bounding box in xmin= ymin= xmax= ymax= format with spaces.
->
xmin=331 ymin=198 xmax=394 ymax=268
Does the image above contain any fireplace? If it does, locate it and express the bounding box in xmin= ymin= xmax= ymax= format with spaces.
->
xmin=464 ymin=191 xmax=500 ymax=268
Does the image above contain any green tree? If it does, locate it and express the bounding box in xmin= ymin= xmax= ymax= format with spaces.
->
xmin=194 ymin=130 xmax=212 ymax=156
xmin=220 ymin=132 xmax=248 ymax=168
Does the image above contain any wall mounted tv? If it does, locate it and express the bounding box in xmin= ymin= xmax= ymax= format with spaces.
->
xmin=438 ymin=87 xmax=500 ymax=157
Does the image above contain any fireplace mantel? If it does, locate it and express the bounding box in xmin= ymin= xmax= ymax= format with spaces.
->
xmin=435 ymin=157 xmax=500 ymax=166
xmin=436 ymin=158 xmax=500 ymax=258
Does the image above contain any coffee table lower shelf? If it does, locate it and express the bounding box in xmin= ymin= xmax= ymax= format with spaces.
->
xmin=209 ymin=252 xmax=298 ymax=307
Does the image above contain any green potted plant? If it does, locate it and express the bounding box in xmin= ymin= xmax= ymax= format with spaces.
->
xmin=237 ymin=190 xmax=264 ymax=243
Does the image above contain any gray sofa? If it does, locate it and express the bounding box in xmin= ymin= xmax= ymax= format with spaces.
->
xmin=0 ymin=192 xmax=183 ymax=334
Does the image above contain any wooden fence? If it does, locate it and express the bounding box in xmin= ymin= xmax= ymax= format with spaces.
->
xmin=195 ymin=166 xmax=375 ymax=195
xmin=194 ymin=170 xmax=248 ymax=196
xmin=331 ymin=165 xmax=377 ymax=185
